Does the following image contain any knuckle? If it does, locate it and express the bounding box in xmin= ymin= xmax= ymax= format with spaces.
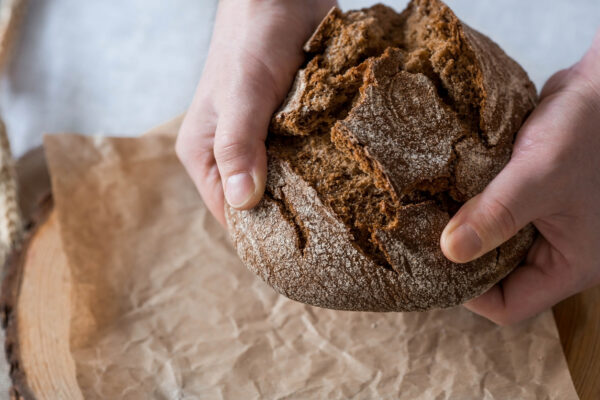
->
xmin=481 ymin=198 xmax=518 ymax=240
xmin=540 ymin=68 xmax=571 ymax=97
xmin=213 ymin=134 xmax=253 ymax=165
xmin=176 ymin=116 xmax=217 ymax=166
xmin=175 ymin=133 xmax=215 ymax=170
xmin=175 ymin=134 xmax=190 ymax=161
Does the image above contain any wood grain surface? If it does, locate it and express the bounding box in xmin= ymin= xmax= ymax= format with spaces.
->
xmin=1 ymin=203 xmax=82 ymax=400
xmin=554 ymin=287 xmax=600 ymax=399
xmin=1 ymin=144 xmax=599 ymax=399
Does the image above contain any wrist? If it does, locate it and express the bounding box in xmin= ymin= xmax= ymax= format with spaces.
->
xmin=576 ymin=29 xmax=600 ymax=89
xmin=239 ymin=0 xmax=337 ymax=33
xmin=570 ymin=28 xmax=600 ymax=111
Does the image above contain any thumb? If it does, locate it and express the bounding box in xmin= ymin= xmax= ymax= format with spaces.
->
xmin=440 ymin=158 xmax=551 ymax=263
xmin=213 ymin=92 xmax=272 ymax=211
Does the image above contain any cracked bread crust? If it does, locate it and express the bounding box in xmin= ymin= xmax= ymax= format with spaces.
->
xmin=226 ymin=0 xmax=537 ymax=311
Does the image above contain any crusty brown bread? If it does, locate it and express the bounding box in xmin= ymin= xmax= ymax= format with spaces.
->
xmin=225 ymin=0 xmax=537 ymax=311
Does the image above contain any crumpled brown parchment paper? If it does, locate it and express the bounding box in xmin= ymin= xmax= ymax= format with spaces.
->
xmin=43 ymin=123 xmax=578 ymax=399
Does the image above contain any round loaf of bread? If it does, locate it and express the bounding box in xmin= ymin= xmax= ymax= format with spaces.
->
xmin=225 ymin=0 xmax=537 ymax=311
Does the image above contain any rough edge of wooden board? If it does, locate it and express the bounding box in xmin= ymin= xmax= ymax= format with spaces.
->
xmin=0 ymin=0 xmax=28 ymax=71
xmin=0 ymin=116 xmax=184 ymax=399
xmin=1 ymin=194 xmax=52 ymax=400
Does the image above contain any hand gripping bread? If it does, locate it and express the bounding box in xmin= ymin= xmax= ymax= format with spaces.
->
xmin=225 ymin=0 xmax=537 ymax=311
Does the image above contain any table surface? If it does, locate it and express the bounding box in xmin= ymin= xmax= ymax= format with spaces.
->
xmin=3 ymin=0 xmax=600 ymax=158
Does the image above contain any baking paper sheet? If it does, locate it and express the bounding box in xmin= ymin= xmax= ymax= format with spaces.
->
xmin=43 ymin=125 xmax=578 ymax=399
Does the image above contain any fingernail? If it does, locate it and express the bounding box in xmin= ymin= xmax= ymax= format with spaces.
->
xmin=225 ymin=172 xmax=255 ymax=208
xmin=445 ymin=224 xmax=482 ymax=263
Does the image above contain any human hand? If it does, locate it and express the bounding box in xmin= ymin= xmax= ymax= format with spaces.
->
xmin=177 ymin=0 xmax=336 ymax=225
xmin=441 ymin=29 xmax=600 ymax=325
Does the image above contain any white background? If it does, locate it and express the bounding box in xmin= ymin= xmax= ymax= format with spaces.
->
xmin=0 ymin=0 xmax=598 ymax=157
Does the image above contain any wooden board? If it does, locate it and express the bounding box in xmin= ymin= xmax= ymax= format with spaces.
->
xmin=2 ymin=200 xmax=82 ymax=400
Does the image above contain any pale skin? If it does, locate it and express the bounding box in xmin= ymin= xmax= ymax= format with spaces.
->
xmin=177 ymin=0 xmax=600 ymax=325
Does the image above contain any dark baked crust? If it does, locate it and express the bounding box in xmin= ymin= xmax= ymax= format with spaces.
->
xmin=226 ymin=0 xmax=537 ymax=311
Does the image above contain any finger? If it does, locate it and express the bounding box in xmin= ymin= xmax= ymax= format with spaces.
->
xmin=213 ymin=85 xmax=273 ymax=211
xmin=463 ymin=237 xmax=580 ymax=325
xmin=440 ymin=149 xmax=556 ymax=263
xmin=176 ymin=105 xmax=226 ymax=225
xmin=539 ymin=67 xmax=572 ymax=100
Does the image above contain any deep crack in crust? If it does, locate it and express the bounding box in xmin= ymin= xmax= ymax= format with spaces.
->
xmin=226 ymin=0 xmax=537 ymax=311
